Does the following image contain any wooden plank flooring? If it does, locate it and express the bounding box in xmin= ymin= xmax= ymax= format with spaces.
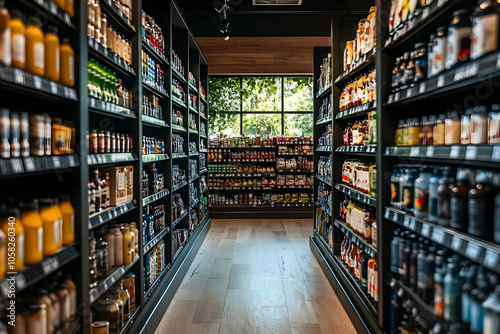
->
xmin=155 ymin=219 xmax=356 ymax=334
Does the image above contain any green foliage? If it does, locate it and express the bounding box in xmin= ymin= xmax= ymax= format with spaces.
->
xmin=284 ymin=114 xmax=313 ymax=136
xmin=208 ymin=77 xmax=241 ymax=135
xmin=242 ymin=114 xmax=281 ymax=136
xmin=242 ymin=77 xmax=282 ymax=111
xmin=284 ymin=77 xmax=313 ymax=111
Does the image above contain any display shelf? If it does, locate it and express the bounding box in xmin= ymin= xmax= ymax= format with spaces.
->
xmin=0 ymin=245 xmax=79 ymax=298
xmin=210 ymin=186 xmax=276 ymax=191
xmin=142 ymin=36 xmax=169 ymax=66
xmin=209 ymin=204 xmax=275 ymax=208
xmin=200 ymin=149 xmax=208 ymax=153
xmin=315 ymin=201 xmax=332 ymax=217
xmin=88 ymin=153 xmax=137 ymax=166
xmin=334 ymin=219 xmax=377 ymax=258
xmin=172 ymin=180 xmax=188 ymax=192
xmin=275 ymin=203 xmax=313 ymax=207
xmin=200 ymin=94 xmax=207 ymax=103
xmin=316 ymin=116 xmax=333 ymax=126
xmin=276 ymin=185 xmax=312 ymax=190
xmin=384 ymin=145 xmax=500 ymax=168
xmin=142 ymin=154 xmax=169 ymax=163
xmin=144 ymin=228 xmax=171 ymax=254
xmin=315 ymin=173 xmax=332 ymax=186
xmin=189 ymin=82 xmax=198 ymax=93
xmin=21 ymin=0 xmax=75 ymax=30
xmin=200 ymin=133 xmax=207 ymax=138
xmin=386 ymin=51 xmax=500 ymax=106
xmin=142 ymin=115 xmax=169 ymax=128
xmin=384 ymin=0 xmax=459 ymax=50
xmin=336 ymin=100 xmax=377 ymax=120
xmin=145 ymin=263 xmax=171 ymax=302
xmin=172 ymin=124 xmax=187 ymax=132
xmin=277 ymin=169 xmax=312 ymax=174
xmin=277 ymin=153 xmax=313 ymax=156
xmin=172 ymin=153 xmax=187 ymax=159
xmin=200 ymin=168 xmax=208 ymax=174
xmin=88 ymin=37 xmax=135 ymax=77
xmin=89 ymin=200 xmax=137 ymax=230
xmin=209 ymin=158 xmax=276 ymax=163
xmin=0 ymin=65 xmax=78 ymax=101
xmin=189 ymin=198 xmax=199 ymax=210
xmin=143 ymin=189 xmax=169 ymax=206
xmin=210 ymin=145 xmax=276 ymax=149
xmin=209 ymin=172 xmax=276 ymax=177
xmin=143 ymin=78 xmax=168 ymax=99
xmin=189 ymin=174 xmax=199 ymax=183
xmin=89 ymin=97 xmax=136 ymax=119
xmin=201 ymin=187 xmax=208 ymax=194
xmin=89 ymin=256 xmax=140 ymax=304
xmin=384 ymin=207 xmax=500 ymax=275
xmin=200 ymin=113 xmax=207 ymax=121
xmin=172 ymin=210 xmax=188 ymax=228
xmin=387 ymin=276 xmax=443 ymax=332
xmin=189 ymin=152 xmax=199 ymax=157
xmin=335 ymin=146 xmax=376 ymax=155
xmin=335 ymin=48 xmax=376 ymax=86
xmin=100 ymin=0 xmax=136 ymax=36
xmin=172 ymin=68 xmax=186 ymax=83
xmin=276 ymin=141 xmax=313 ymax=146
xmin=189 ymin=106 xmax=198 ymax=114
xmin=172 ymin=96 xmax=187 ymax=108
xmin=0 ymin=155 xmax=78 ymax=178
xmin=316 ymin=146 xmax=332 ymax=152
xmin=334 ymin=183 xmax=377 ymax=207
xmin=121 ymin=307 xmax=141 ymax=334
xmin=189 ymin=129 xmax=199 ymax=134
xmin=316 ymin=83 xmax=332 ymax=99
xmin=313 ymin=230 xmax=332 ymax=254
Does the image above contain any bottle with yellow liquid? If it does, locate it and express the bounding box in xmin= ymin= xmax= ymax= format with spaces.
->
xmin=9 ymin=8 xmax=25 ymax=69
xmin=59 ymin=38 xmax=74 ymax=87
xmin=0 ymin=207 xmax=24 ymax=272
xmin=44 ymin=25 xmax=60 ymax=82
xmin=19 ymin=199 xmax=43 ymax=265
xmin=39 ymin=198 xmax=63 ymax=256
xmin=25 ymin=16 xmax=44 ymax=76
xmin=59 ymin=195 xmax=74 ymax=245
xmin=65 ymin=0 xmax=74 ymax=17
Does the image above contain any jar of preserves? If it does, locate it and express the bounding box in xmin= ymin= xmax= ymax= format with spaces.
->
xmin=123 ymin=273 xmax=136 ymax=310
xmin=94 ymin=299 xmax=119 ymax=334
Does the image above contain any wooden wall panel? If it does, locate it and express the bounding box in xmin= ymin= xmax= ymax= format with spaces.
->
xmin=195 ymin=37 xmax=331 ymax=75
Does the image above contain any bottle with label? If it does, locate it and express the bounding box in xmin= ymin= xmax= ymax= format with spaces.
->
xmin=390 ymin=168 xmax=401 ymax=207
xmin=409 ymin=236 xmax=419 ymax=291
xmin=55 ymin=282 xmax=70 ymax=328
xmin=434 ymin=250 xmax=446 ymax=318
xmin=461 ymin=265 xmax=477 ymax=330
xmin=19 ymin=199 xmax=43 ymax=265
xmin=0 ymin=208 xmax=24 ymax=271
xmin=446 ymin=10 xmax=472 ymax=69
xmin=450 ymin=168 xmax=472 ymax=232
xmin=402 ymin=169 xmax=418 ymax=212
xmin=62 ymin=274 xmax=77 ymax=320
xmin=434 ymin=26 xmax=448 ymax=75
xmin=423 ymin=246 xmax=436 ymax=304
xmin=471 ymin=0 xmax=500 ymax=60
xmin=9 ymin=111 xmax=20 ymax=157
xmin=0 ymin=1 xmax=10 ymax=66
xmin=59 ymin=196 xmax=74 ymax=246
xmin=416 ymin=243 xmax=428 ymax=297
xmin=445 ymin=111 xmax=461 ymax=145
xmin=39 ymin=198 xmax=63 ymax=256
xmin=391 ymin=230 xmax=401 ymax=278
xmin=89 ymin=231 xmax=98 ymax=288
xmin=468 ymin=170 xmax=493 ymax=240
xmin=0 ymin=108 xmax=9 ymax=158
xmin=20 ymin=111 xmax=29 ymax=156
xmin=25 ymin=16 xmax=44 ymax=76
xmin=113 ymin=280 xmax=130 ymax=321
xmin=482 ymin=285 xmax=500 ymax=334
xmin=9 ymin=8 xmax=25 ymax=69
xmin=461 ymin=109 xmax=473 ymax=144
xmin=470 ymin=271 xmax=490 ymax=333
xmin=437 ymin=167 xmax=453 ymax=227
xmin=414 ymin=167 xmax=432 ymax=218
xmin=428 ymin=168 xmax=442 ymax=223
xmin=471 ymin=105 xmax=488 ymax=144
xmin=60 ymin=38 xmax=74 ymax=87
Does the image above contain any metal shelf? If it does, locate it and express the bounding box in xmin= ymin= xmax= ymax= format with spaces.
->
xmin=315 ymin=201 xmax=332 ymax=217
xmin=142 ymin=115 xmax=169 ymax=128
xmin=276 ymin=141 xmax=313 ymax=146
xmin=334 ymin=219 xmax=377 ymax=258
xmin=209 ymin=158 xmax=276 ymax=163
xmin=189 ymin=106 xmax=198 ymax=114
xmin=190 ymin=198 xmax=199 ymax=210
xmin=172 ymin=96 xmax=187 ymax=109
xmin=335 ymin=146 xmax=376 ymax=155
xmin=316 ymin=116 xmax=332 ymax=126
xmin=315 ymin=173 xmax=332 ymax=186
xmin=277 ymin=169 xmax=312 ymax=174
xmin=172 ymin=153 xmax=188 ymax=159
xmin=89 ymin=200 xmax=137 ymax=230
xmin=172 ymin=210 xmax=188 ymax=228
xmin=335 ymin=48 xmax=376 ymax=86
xmin=88 ymin=153 xmax=137 ymax=166
xmin=89 ymin=97 xmax=136 ymax=119
xmin=0 ymin=155 xmax=78 ymax=178
xmin=88 ymin=37 xmax=135 ymax=77
xmin=144 ymin=227 xmax=171 ymax=254
xmin=20 ymin=0 xmax=76 ymax=30
xmin=143 ymin=78 xmax=168 ymax=99
xmin=142 ymin=36 xmax=169 ymax=66
xmin=209 ymin=172 xmax=276 ymax=178
xmin=316 ymin=146 xmax=332 ymax=153
xmin=315 ymin=83 xmax=332 ymax=99
xmin=143 ymin=189 xmax=169 ymax=206
xmin=277 ymin=153 xmax=313 ymax=156
xmin=172 ymin=68 xmax=187 ymax=83
xmin=142 ymin=154 xmax=169 ymax=163
xmin=172 ymin=180 xmax=188 ymax=192
xmin=336 ymin=100 xmax=377 ymax=120
xmin=189 ymin=174 xmax=199 ymax=183
xmin=189 ymin=82 xmax=198 ymax=93
xmin=172 ymin=124 xmax=187 ymax=132
xmin=276 ymin=185 xmax=313 ymax=190
xmin=334 ymin=183 xmax=377 ymax=207
xmin=100 ymin=0 xmax=136 ymax=37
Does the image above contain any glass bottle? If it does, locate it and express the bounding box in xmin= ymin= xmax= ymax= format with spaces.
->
xmin=468 ymin=170 xmax=493 ymax=240
xmin=26 ymin=16 xmax=44 ymax=76
xmin=450 ymin=168 xmax=471 ymax=231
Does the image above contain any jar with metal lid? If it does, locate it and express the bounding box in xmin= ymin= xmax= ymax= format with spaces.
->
xmin=91 ymin=321 xmax=109 ymax=334
xmin=90 ymin=129 xmax=98 ymax=154
xmin=107 ymin=288 xmax=124 ymax=330
xmin=471 ymin=105 xmax=488 ymax=144
xmin=94 ymin=299 xmax=119 ymax=334
xmin=461 ymin=109 xmax=473 ymax=144
xmin=434 ymin=26 xmax=448 ymax=75
xmin=488 ymin=104 xmax=500 ymax=143
xmin=471 ymin=0 xmax=500 ymax=60
xmin=414 ymin=43 xmax=428 ymax=82
xmin=445 ymin=111 xmax=461 ymax=145
xmin=25 ymin=303 xmax=47 ymax=334
xmin=446 ymin=10 xmax=472 ymax=69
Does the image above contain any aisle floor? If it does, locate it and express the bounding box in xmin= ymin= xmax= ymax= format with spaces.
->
xmin=155 ymin=219 xmax=356 ymax=334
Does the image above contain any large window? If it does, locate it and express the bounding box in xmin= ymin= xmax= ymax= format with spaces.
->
xmin=209 ymin=76 xmax=313 ymax=137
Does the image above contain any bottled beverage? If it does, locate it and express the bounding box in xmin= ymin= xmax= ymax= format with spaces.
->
xmin=428 ymin=168 xmax=442 ymax=223
xmin=468 ymin=170 xmax=493 ymax=240
xmin=414 ymin=167 xmax=432 ymax=218
xmin=450 ymin=168 xmax=471 ymax=232
xmin=482 ymin=285 xmax=500 ymax=334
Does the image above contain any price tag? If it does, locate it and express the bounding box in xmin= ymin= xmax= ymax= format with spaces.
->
xmin=385 ymin=209 xmax=390 ymax=219
xmin=403 ymin=215 xmax=411 ymax=227
xmin=465 ymin=242 xmax=482 ymax=261
xmin=10 ymin=159 xmax=23 ymax=174
xmin=24 ymin=157 xmax=36 ymax=172
xmin=437 ymin=0 xmax=447 ymax=7
xmin=432 ymin=229 xmax=445 ymax=244
xmin=394 ymin=92 xmax=400 ymax=102
xmin=392 ymin=211 xmax=398 ymax=222
xmin=49 ymin=81 xmax=58 ymax=95
xmin=465 ymin=146 xmax=478 ymax=160
xmin=426 ymin=146 xmax=435 ymax=157
xmin=64 ymin=13 xmax=71 ymax=25
xmin=410 ymin=146 xmax=420 ymax=157
xmin=492 ymin=146 xmax=500 ymax=161
xmin=33 ymin=76 xmax=43 ymax=90
xmin=397 ymin=287 xmax=404 ymax=297
xmin=13 ymin=69 xmax=25 ymax=85
xmin=422 ymin=7 xmax=430 ymax=20
xmin=484 ymin=249 xmax=500 ymax=268
xmin=437 ymin=75 xmax=445 ymax=88
xmin=454 ymin=62 xmax=479 ymax=82
xmin=450 ymin=145 xmax=461 ymax=159
xmin=49 ymin=1 xmax=57 ymax=14
xmin=388 ymin=95 xmax=394 ymax=104
xmin=421 ymin=224 xmax=431 ymax=237
xmin=419 ymin=82 xmax=427 ymax=94
xmin=406 ymin=89 xmax=412 ymax=98
xmin=409 ymin=219 xmax=417 ymax=231
xmin=34 ymin=0 xmax=43 ymax=5
xmin=15 ymin=274 xmax=26 ymax=291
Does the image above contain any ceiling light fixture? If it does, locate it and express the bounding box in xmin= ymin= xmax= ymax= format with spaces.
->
xmin=215 ymin=0 xmax=232 ymax=41
xmin=224 ymin=32 xmax=230 ymax=41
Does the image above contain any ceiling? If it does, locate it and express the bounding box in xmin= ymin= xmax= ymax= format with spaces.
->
xmin=174 ymin=0 xmax=371 ymax=37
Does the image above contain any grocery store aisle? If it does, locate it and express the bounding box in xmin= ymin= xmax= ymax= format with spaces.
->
xmin=155 ymin=219 xmax=356 ymax=334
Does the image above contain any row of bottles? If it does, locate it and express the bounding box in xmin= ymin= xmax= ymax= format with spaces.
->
xmin=144 ymin=240 xmax=167 ymax=290
xmin=317 ymin=124 xmax=332 ymax=147
xmin=142 ymin=163 xmax=165 ymax=198
xmin=209 ymin=177 xmax=276 ymax=189
xmin=171 ymin=50 xmax=184 ymax=76
xmin=88 ymin=59 xmax=133 ymax=108
xmin=141 ymin=10 xmax=166 ymax=56
xmin=172 ymin=109 xmax=184 ymax=127
xmin=277 ymin=144 xmax=312 ymax=155
xmin=342 ymin=111 xmax=377 ymax=146
xmin=88 ymin=129 xmax=133 ymax=154
xmin=276 ymin=157 xmax=313 ymax=171
xmin=142 ymin=136 xmax=165 ymax=155
xmin=207 ymin=163 xmax=275 ymax=174
xmin=172 ymin=194 xmax=185 ymax=221
xmin=315 ymin=207 xmax=332 ymax=248
xmin=143 ymin=204 xmax=166 ymax=245
xmin=171 ymin=78 xmax=185 ymax=103
xmin=172 ymin=134 xmax=184 ymax=154
xmin=316 ymin=181 xmax=332 ymax=210
xmin=341 ymin=159 xmax=377 ymax=197
xmin=339 ymin=198 xmax=377 ymax=249
xmin=317 ymin=53 xmax=332 ymax=91
xmin=142 ymin=50 xmax=165 ymax=89
xmin=338 ymin=69 xmax=376 ymax=112
xmin=172 ymin=165 xmax=186 ymax=188
xmin=210 ymin=135 xmax=276 ymax=148
xmin=188 ymin=113 xmax=197 ymax=131
xmin=142 ymin=94 xmax=163 ymax=120
xmin=342 ymin=6 xmax=377 ymax=71
xmin=208 ymin=149 xmax=276 ymax=161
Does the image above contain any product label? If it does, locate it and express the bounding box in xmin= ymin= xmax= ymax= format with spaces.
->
xmin=55 ymin=219 xmax=62 ymax=244
xmin=34 ymin=42 xmax=44 ymax=69
xmin=402 ymin=185 xmax=414 ymax=209
xmin=489 ymin=115 xmax=500 ymax=143
xmin=434 ymin=37 xmax=447 ymax=73
xmin=468 ymin=198 xmax=487 ymax=235
xmin=450 ymin=196 xmax=466 ymax=227
xmin=69 ymin=56 xmax=75 ymax=81
xmin=435 ymin=283 xmax=444 ymax=317
xmin=414 ymin=186 xmax=428 ymax=213
xmin=447 ymin=27 xmax=472 ymax=68
xmin=471 ymin=115 xmax=487 ymax=144
xmin=37 ymin=227 xmax=43 ymax=253
xmin=471 ymin=14 xmax=499 ymax=59
xmin=12 ymin=34 xmax=25 ymax=64
xmin=118 ymin=171 xmax=125 ymax=191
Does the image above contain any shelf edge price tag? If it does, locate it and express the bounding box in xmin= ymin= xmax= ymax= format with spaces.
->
xmin=484 ymin=249 xmax=499 ymax=268
xmin=421 ymin=224 xmax=431 ymax=237
xmin=33 ymin=75 xmax=43 ymax=90
xmin=410 ymin=146 xmax=420 ymax=157
xmin=432 ymin=229 xmax=445 ymax=244
xmin=13 ymin=69 xmax=25 ymax=85
xmin=492 ymin=146 xmax=500 ymax=161
xmin=450 ymin=145 xmax=461 ymax=159
xmin=10 ymin=159 xmax=23 ymax=174
xmin=426 ymin=146 xmax=435 ymax=157
xmin=418 ymin=81 xmax=427 ymax=94
xmin=465 ymin=146 xmax=478 ymax=160
xmin=437 ymin=75 xmax=445 ymax=88
xmin=465 ymin=242 xmax=482 ymax=261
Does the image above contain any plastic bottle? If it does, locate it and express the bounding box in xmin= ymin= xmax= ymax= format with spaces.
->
xmin=391 ymin=229 xmax=401 ymax=277
xmin=9 ymin=8 xmax=25 ymax=69
xmin=437 ymin=167 xmax=453 ymax=227
xmin=0 ymin=0 xmax=11 ymax=66
xmin=417 ymin=243 xmax=428 ymax=297
xmin=450 ymin=168 xmax=471 ymax=232
xmin=414 ymin=167 xmax=432 ymax=218
xmin=65 ymin=0 xmax=74 ymax=17
xmin=462 ymin=265 xmax=477 ymax=330
xmin=25 ymin=16 xmax=44 ymax=76
xmin=471 ymin=0 xmax=500 ymax=60
xmin=434 ymin=250 xmax=446 ymax=318
xmin=59 ymin=195 xmax=74 ymax=245
xmin=39 ymin=198 xmax=63 ymax=256
xmin=390 ymin=168 xmax=401 ymax=208
xmin=59 ymin=38 xmax=74 ymax=87
xmin=44 ymin=25 xmax=60 ymax=82
xmin=444 ymin=260 xmax=463 ymax=323
xmin=428 ymin=168 xmax=442 ymax=223
xmin=0 ymin=208 xmax=24 ymax=271
xmin=469 ymin=170 xmax=493 ymax=240
xmin=19 ymin=199 xmax=43 ymax=265
xmin=470 ymin=271 xmax=490 ymax=333
xmin=483 ymin=285 xmax=500 ymax=334
xmin=423 ymin=246 xmax=436 ymax=304
xmin=409 ymin=236 xmax=420 ymax=291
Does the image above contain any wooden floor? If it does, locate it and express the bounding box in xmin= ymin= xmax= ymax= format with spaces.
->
xmin=155 ymin=219 xmax=356 ymax=334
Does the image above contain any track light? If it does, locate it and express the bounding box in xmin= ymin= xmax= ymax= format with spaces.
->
xmin=224 ymin=32 xmax=230 ymax=41
xmin=220 ymin=19 xmax=230 ymax=33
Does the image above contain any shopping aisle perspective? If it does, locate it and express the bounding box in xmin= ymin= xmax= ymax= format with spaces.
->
xmin=155 ymin=219 xmax=356 ymax=334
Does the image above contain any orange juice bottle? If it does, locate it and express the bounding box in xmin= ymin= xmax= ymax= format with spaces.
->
xmin=53 ymin=0 xmax=66 ymax=10
xmin=59 ymin=195 xmax=75 ymax=245
xmin=59 ymin=38 xmax=74 ymax=87
xmin=25 ymin=16 xmax=44 ymax=76
xmin=39 ymin=198 xmax=63 ymax=256
xmin=19 ymin=199 xmax=43 ymax=265
xmin=65 ymin=0 xmax=74 ymax=17
xmin=44 ymin=25 xmax=60 ymax=82
xmin=9 ymin=9 xmax=25 ymax=69
xmin=0 ymin=208 xmax=24 ymax=272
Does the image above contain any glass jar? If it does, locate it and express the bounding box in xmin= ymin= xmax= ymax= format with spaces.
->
xmin=123 ymin=273 xmax=136 ymax=311
xmin=408 ymin=118 xmax=421 ymax=146
xmin=447 ymin=10 xmax=472 ymax=70
xmin=471 ymin=0 xmax=500 ymax=60
xmin=471 ymin=105 xmax=488 ymax=144
xmin=94 ymin=299 xmax=119 ymax=334
xmin=19 ymin=199 xmax=43 ymax=265
xmin=445 ymin=112 xmax=461 ymax=145
xmin=488 ymin=104 xmax=500 ymax=143
xmin=434 ymin=26 xmax=448 ymax=75
xmin=25 ymin=303 xmax=47 ymax=334
xmin=414 ymin=42 xmax=428 ymax=82
xmin=434 ymin=114 xmax=446 ymax=145
xmin=461 ymin=109 xmax=473 ymax=144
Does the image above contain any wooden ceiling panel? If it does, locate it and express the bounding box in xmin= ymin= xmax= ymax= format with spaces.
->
xmin=196 ymin=36 xmax=331 ymax=75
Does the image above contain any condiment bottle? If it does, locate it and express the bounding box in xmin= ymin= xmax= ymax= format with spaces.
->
xmin=471 ymin=105 xmax=488 ymax=144
xmin=434 ymin=114 xmax=446 ymax=145
xmin=91 ymin=321 xmax=110 ymax=334
xmin=402 ymin=169 xmax=418 ymax=212
xmin=461 ymin=108 xmax=473 ymax=144
xmin=32 ymin=288 xmax=53 ymax=334
xmin=59 ymin=38 xmax=74 ymax=87
xmin=29 ymin=114 xmax=44 ymax=156
xmin=428 ymin=168 xmax=442 ymax=223
xmin=122 ymin=226 xmax=133 ymax=265
xmin=414 ymin=167 xmax=432 ymax=218
xmin=468 ymin=170 xmax=493 ymax=240
xmin=0 ymin=0 xmax=10 ymax=66
xmin=482 ymin=285 xmax=500 ymax=334
xmin=39 ymin=198 xmax=63 ymax=256
xmin=9 ymin=111 xmax=20 ymax=158
xmin=450 ymin=168 xmax=471 ymax=231
xmin=428 ymin=34 xmax=436 ymax=78
xmin=25 ymin=16 xmax=44 ymax=76
xmin=489 ymin=104 xmax=500 ymax=144
xmin=9 ymin=8 xmax=25 ymax=69
xmin=0 ymin=208 xmax=24 ymax=271
xmin=59 ymin=195 xmax=74 ymax=245
xmin=437 ymin=167 xmax=453 ymax=227
xmin=471 ymin=0 xmax=500 ymax=60
xmin=55 ymin=282 xmax=70 ymax=329
xmin=96 ymin=236 xmax=108 ymax=279
xmin=113 ymin=280 xmax=130 ymax=321
xmin=19 ymin=199 xmax=43 ymax=265
xmin=0 ymin=108 xmax=10 ymax=158
xmin=123 ymin=273 xmax=135 ymax=310
xmin=444 ymin=260 xmax=463 ymax=323
xmin=61 ymin=274 xmax=77 ymax=320
xmin=25 ymin=303 xmax=47 ymax=334
xmin=446 ymin=9 xmax=472 ymax=69
xmin=66 ymin=0 xmax=74 ymax=17
xmin=445 ymin=111 xmax=461 ymax=145
xmin=43 ymin=113 xmax=51 ymax=156
xmin=20 ymin=111 xmax=29 ymax=156
xmin=101 ymin=228 xmax=115 ymax=268
xmin=461 ymin=265 xmax=476 ymax=329
xmin=434 ymin=253 xmax=446 ymax=318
